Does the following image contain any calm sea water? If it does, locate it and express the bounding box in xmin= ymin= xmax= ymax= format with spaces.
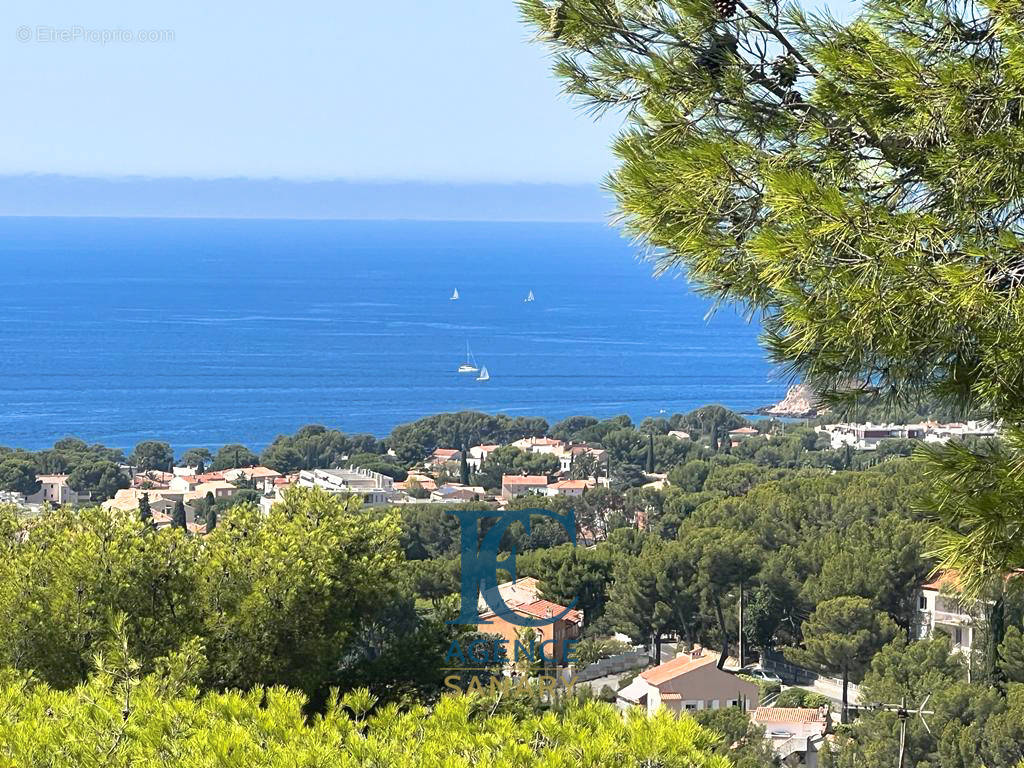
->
xmin=0 ymin=217 xmax=785 ymax=452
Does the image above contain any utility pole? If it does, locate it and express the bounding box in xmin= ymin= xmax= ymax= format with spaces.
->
xmin=738 ymin=583 xmax=745 ymax=668
xmin=850 ymin=696 xmax=932 ymax=768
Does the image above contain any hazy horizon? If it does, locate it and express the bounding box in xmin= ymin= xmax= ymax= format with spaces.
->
xmin=0 ymin=174 xmax=612 ymax=222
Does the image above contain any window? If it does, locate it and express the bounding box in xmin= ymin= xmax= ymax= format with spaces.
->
xmin=954 ymin=628 xmax=963 ymax=645
xmin=919 ymin=595 xmax=928 ymax=610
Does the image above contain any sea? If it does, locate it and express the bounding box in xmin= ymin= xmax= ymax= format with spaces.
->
xmin=0 ymin=217 xmax=787 ymax=452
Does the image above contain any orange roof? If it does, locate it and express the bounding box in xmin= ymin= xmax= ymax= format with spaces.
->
xmin=729 ymin=427 xmax=759 ymax=435
xmin=551 ymin=479 xmax=588 ymax=490
xmin=922 ymin=571 xmax=960 ymax=591
xmin=432 ymin=448 xmax=459 ymax=457
xmin=515 ymin=599 xmax=583 ymax=624
xmin=502 ymin=475 xmax=548 ymax=485
xmin=752 ymin=707 xmax=826 ymax=724
xmin=640 ymin=651 xmax=718 ymax=686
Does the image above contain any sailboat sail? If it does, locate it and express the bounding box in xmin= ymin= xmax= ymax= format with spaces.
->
xmin=477 ymin=366 xmax=490 ymax=381
xmin=450 ymin=288 xmax=459 ymax=300
xmin=457 ymin=341 xmax=478 ymax=373
xmin=525 ymin=290 xmax=535 ymax=302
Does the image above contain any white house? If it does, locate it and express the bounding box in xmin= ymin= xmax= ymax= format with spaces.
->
xmin=545 ymin=479 xmax=588 ymax=498
xmin=297 ymin=467 xmax=395 ymax=506
xmin=466 ymin=444 xmax=501 ymax=472
xmin=25 ymin=474 xmax=84 ymax=506
xmin=914 ymin=572 xmax=978 ymax=653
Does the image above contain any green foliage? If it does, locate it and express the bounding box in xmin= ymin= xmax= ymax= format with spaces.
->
xmin=0 ymin=666 xmax=733 ymax=767
xmin=775 ymin=686 xmax=830 ymax=709
xmin=178 ymin=447 xmax=212 ymax=467
xmin=129 ymin=441 xmax=174 ymax=473
xmin=388 ymin=411 xmax=547 ymax=464
xmin=0 ymin=489 xmax=408 ymax=701
xmin=473 ymin=445 xmax=558 ymax=491
xmin=1000 ymin=625 xmax=1024 ymax=683
xmin=67 ymin=459 xmax=128 ymax=502
xmin=260 ymin=425 xmax=380 ymax=473
xmin=785 ymin=596 xmax=899 ymax=719
xmin=210 ymin=443 xmax=260 ymax=470
xmin=0 ymin=457 xmax=39 ymax=496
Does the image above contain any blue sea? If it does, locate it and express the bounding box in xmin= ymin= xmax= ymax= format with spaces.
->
xmin=0 ymin=217 xmax=786 ymax=452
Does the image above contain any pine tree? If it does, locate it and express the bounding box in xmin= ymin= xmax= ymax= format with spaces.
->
xmin=139 ymin=492 xmax=152 ymax=525
xmin=172 ymin=499 xmax=187 ymax=531
xmin=518 ymin=0 xmax=1024 ymax=593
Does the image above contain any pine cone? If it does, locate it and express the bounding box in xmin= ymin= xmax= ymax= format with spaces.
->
xmin=771 ymin=56 xmax=798 ymax=88
xmin=714 ymin=0 xmax=738 ymax=19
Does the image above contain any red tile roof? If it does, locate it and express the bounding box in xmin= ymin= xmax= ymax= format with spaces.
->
xmin=640 ymin=651 xmax=718 ymax=686
xmin=514 ymin=599 xmax=583 ymax=624
xmin=502 ymin=475 xmax=549 ymax=485
xmin=752 ymin=707 xmax=827 ymax=724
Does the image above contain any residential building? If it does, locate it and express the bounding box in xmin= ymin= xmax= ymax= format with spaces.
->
xmin=501 ymin=474 xmax=549 ymax=499
xmin=511 ymin=437 xmax=566 ymax=455
xmin=750 ymin=707 xmax=830 ymax=768
xmin=25 ymin=474 xmax=84 ymax=506
xmin=728 ymin=427 xmax=761 ymax=446
xmin=545 ymin=479 xmax=589 ymax=498
xmin=466 ymin=444 xmax=501 ymax=472
xmin=430 ymin=484 xmax=485 ymax=503
xmin=476 ymin=578 xmax=583 ymax=669
xmin=810 ymin=420 xmax=998 ymax=451
xmin=394 ymin=472 xmax=438 ymax=494
xmin=668 ymin=430 xmax=691 ymax=441
xmin=297 ymin=466 xmax=395 ymax=506
xmin=623 ymin=646 xmax=759 ymax=716
xmin=914 ymin=572 xmax=978 ymax=653
xmin=222 ymin=466 xmax=282 ymax=493
xmin=558 ymin=445 xmax=607 ymax=475
xmin=426 ymin=448 xmax=461 ymax=468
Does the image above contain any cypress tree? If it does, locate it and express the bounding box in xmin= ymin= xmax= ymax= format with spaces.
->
xmin=459 ymin=445 xmax=470 ymax=486
xmin=645 ymin=433 xmax=655 ymax=474
xmin=206 ymin=504 xmax=217 ymax=533
xmin=139 ymin=492 xmax=152 ymax=525
xmin=172 ymin=499 xmax=187 ymax=531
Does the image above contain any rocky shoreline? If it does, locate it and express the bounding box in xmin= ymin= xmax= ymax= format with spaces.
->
xmin=756 ymin=383 xmax=820 ymax=419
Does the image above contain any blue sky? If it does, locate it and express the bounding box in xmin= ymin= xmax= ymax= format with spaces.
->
xmin=2 ymin=0 xmax=856 ymax=186
xmin=1 ymin=0 xmax=621 ymax=183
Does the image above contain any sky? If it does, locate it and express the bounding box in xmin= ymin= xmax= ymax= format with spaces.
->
xmin=0 ymin=0 xmax=623 ymax=184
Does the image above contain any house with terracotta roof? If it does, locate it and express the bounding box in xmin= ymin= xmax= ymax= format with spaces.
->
xmin=426 ymin=448 xmax=461 ymax=468
xmin=476 ymin=578 xmax=583 ymax=669
xmin=668 ymin=430 xmax=691 ymax=441
xmin=750 ymin=707 xmax=830 ymax=767
xmin=545 ymin=479 xmax=589 ymax=498
xmin=625 ymin=645 xmax=759 ymax=716
xmin=557 ymin=444 xmax=607 ymax=475
xmin=501 ymin=474 xmax=549 ymax=499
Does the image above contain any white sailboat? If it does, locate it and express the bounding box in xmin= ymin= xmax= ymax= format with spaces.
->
xmin=524 ymin=290 xmax=535 ymax=302
xmin=457 ymin=341 xmax=478 ymax=373
xmin=450 ymin=288 xmax=460 ymax=301
xmin=476 ymin=366 xmax=490 ymax=382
